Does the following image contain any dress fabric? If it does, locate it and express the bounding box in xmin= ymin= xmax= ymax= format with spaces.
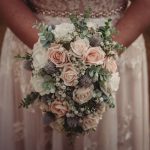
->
xmin=0 ymin=0 xmax=149 ymax=150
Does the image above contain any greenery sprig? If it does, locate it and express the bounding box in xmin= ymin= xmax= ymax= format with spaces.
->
xmin=69 ymin=8 xmax=92 ymax=38
xmin=33 ymin=21 xmax=54 ymax=48
xmin=15 ymin=52 xmax=32 ymax=60
xmin=88 ymin=65 xmax=111 ymax=82
xmin=19 ymin=92 xmax=39 ymax=108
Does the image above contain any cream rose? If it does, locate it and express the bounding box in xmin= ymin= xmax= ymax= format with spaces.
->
xmin=48 ymin=44 xmax=68 ymax=67
xmin=32 ymin=39 xmax=48 ymax=70
xmin=73 ymin=85 xmax=94 ymax=104
xmin=49 ymin=100 xmax=68 ymax=118
xmin=83 ymin=47 xmax=105 ymax=65
xmin=104 ymin=57 xmax=117 ymax=73
xmin=106 ymin=72 xmax=120 ymax=92
xmin=31 ymin=75 xmax=51 ymax=96
xmin=71 ymin=38 xmax=89 ymax=57
xmin=82 ymin=114 xmax=100 ymax=131
xmin=61 ymin=64 xmax=78 ymax=86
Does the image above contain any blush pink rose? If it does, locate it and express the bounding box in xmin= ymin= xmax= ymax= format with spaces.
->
xmin=104 ymin=57 xmax=117 ymax=73
xmin=61 ymin=64 xmax=78 ymax=86
xmin=49 ymin=100 xmax=68 ymax=118
xmin=83 ymin=47 xmax=105 ymax=65
xmin=71 ymin=38 xmax=89 ymax=57
xmin=48 ymin=44 xmax=68 ymax=67
xmin=82 ymin=114 xmax=100 ymax=131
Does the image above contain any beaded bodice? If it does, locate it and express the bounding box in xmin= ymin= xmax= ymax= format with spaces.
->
xmin=27 ymin=0 xmax=129 ymax=18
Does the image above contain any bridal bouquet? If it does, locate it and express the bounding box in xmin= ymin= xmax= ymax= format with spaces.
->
xmin=16 ymin=9 xmax=125 ymax=136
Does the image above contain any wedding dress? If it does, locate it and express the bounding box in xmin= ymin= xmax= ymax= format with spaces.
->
xmin=0 ymin=0 xmax=149 ymax=150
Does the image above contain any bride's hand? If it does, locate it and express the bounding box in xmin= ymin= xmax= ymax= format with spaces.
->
xmin=0 ymin=0 xmax=39 ymax=48
xmin=113 ymin=0 xmax=150 ymax=47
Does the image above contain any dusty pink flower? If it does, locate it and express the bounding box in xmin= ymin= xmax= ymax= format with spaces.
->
xmin=82 ymin=114 xmax=100 ymax=131
xmin=61 ymin=64 xmax=78 ymax=86
xmin=104 ymin=57 xmax=117 ymax=73
xmin=49 ymin=100 xmax=68 ymax=117
xmin=83 ymin=47 xmax=105 ymax=65
xmin=73 ymin=85 xmax=94 ymax=104
xmin=48 ymin=44 xmax=68 ymax=67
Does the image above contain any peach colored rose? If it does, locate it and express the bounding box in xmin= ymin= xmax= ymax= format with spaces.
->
xmin=104 ymin=57 xmax=117 ymax=73
xmin=82 ymin=114 xmax=100 ymax=131
xmin=61 ymin=64 xmax=78 ymax=86
xmin=71 ymin=38 xmax=89 ymax=57
xmin=73 ymin=85 xmax=94 ymax=104
xmin=83 ymin=47 xmax=105 ymax=65
xmin=48 ymin=44 xmax=68 ymax=67
xmin=49 ymin=100 xmax=68 ymax=117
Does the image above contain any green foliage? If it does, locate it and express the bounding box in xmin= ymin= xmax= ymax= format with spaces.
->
xmin=83 ymin=7 xmax=92 ymax=18
xmin=98 ymin=19 xmax=113 ymax=41
xmin=42 ymin=75 xmax=56 ymax=93
xmin=98 ymin=19 xmax=126 ymax=54
xmin=19 ymin=92 xmax=39 ymax=108
xmin=88 ymin=65 xmax=111 ymax=82
xmin=15 ymin=52 xmax=32 ymax=60
xmin=69 ymin=8 xmax=92 ymax=38
xmin=42 ymin=82 xmax=56 ymax=93
xmin=113 ymin=42 xmax=126 ymax=54
xmin=102 ymin=94 xmax=115 ymax=108
xmin=33 ymin=22 xmax=54 ymax=48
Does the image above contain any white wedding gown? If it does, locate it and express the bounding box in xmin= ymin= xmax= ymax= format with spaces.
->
xmin=0 ymin=0 xmax=149 ymax=150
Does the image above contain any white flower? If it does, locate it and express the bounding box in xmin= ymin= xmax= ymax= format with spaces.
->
xmin=87 ymin=22 xmax=98 ymax=30
xmin=32 ymin=40 xmax=48 ymax=70
xmin=53 ymin=23 xmax=75 ymax=42
xmin=71 ymin=38 xmax=89 ymax=57
xmin=31 ymin=75 xmax=51 ymax=95
xmin=108 ymin=72 xmax=120 ymax=92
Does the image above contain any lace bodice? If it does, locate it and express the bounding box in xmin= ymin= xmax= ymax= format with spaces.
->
xmin=27 ymin=0 xmax=129 ymax=17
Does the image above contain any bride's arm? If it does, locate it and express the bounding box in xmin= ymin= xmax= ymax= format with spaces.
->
xmin=114 ymin=0 xmax=150 ymax=47
xmin=0 ymin=0 xmax=38 ymax=48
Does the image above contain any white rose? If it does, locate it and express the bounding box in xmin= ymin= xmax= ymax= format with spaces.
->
xmin=32 ymin=40 xmax=48 ymax=70
xmin=71 ymin=38 xmax=89 ymax=57
xmin=31 ymin=75 xmax=51 ymax=95
xmin=108 ymin=72 xmax=120 ymax=92
xmin=87 ymin=22 xmax=98 ymax=30
xmin=53 ymin=23 xmax=75 ymax=42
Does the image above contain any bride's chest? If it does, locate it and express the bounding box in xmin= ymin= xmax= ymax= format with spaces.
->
xmin=28 ymin=0 xmax=128 ymax=12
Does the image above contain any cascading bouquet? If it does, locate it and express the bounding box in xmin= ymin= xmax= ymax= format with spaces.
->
xmin=16 ymin=9 xmax=125 ymax=136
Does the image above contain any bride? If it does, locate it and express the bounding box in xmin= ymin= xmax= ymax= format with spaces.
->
xmin=0 ymin=0 xmax=149 ymax=150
